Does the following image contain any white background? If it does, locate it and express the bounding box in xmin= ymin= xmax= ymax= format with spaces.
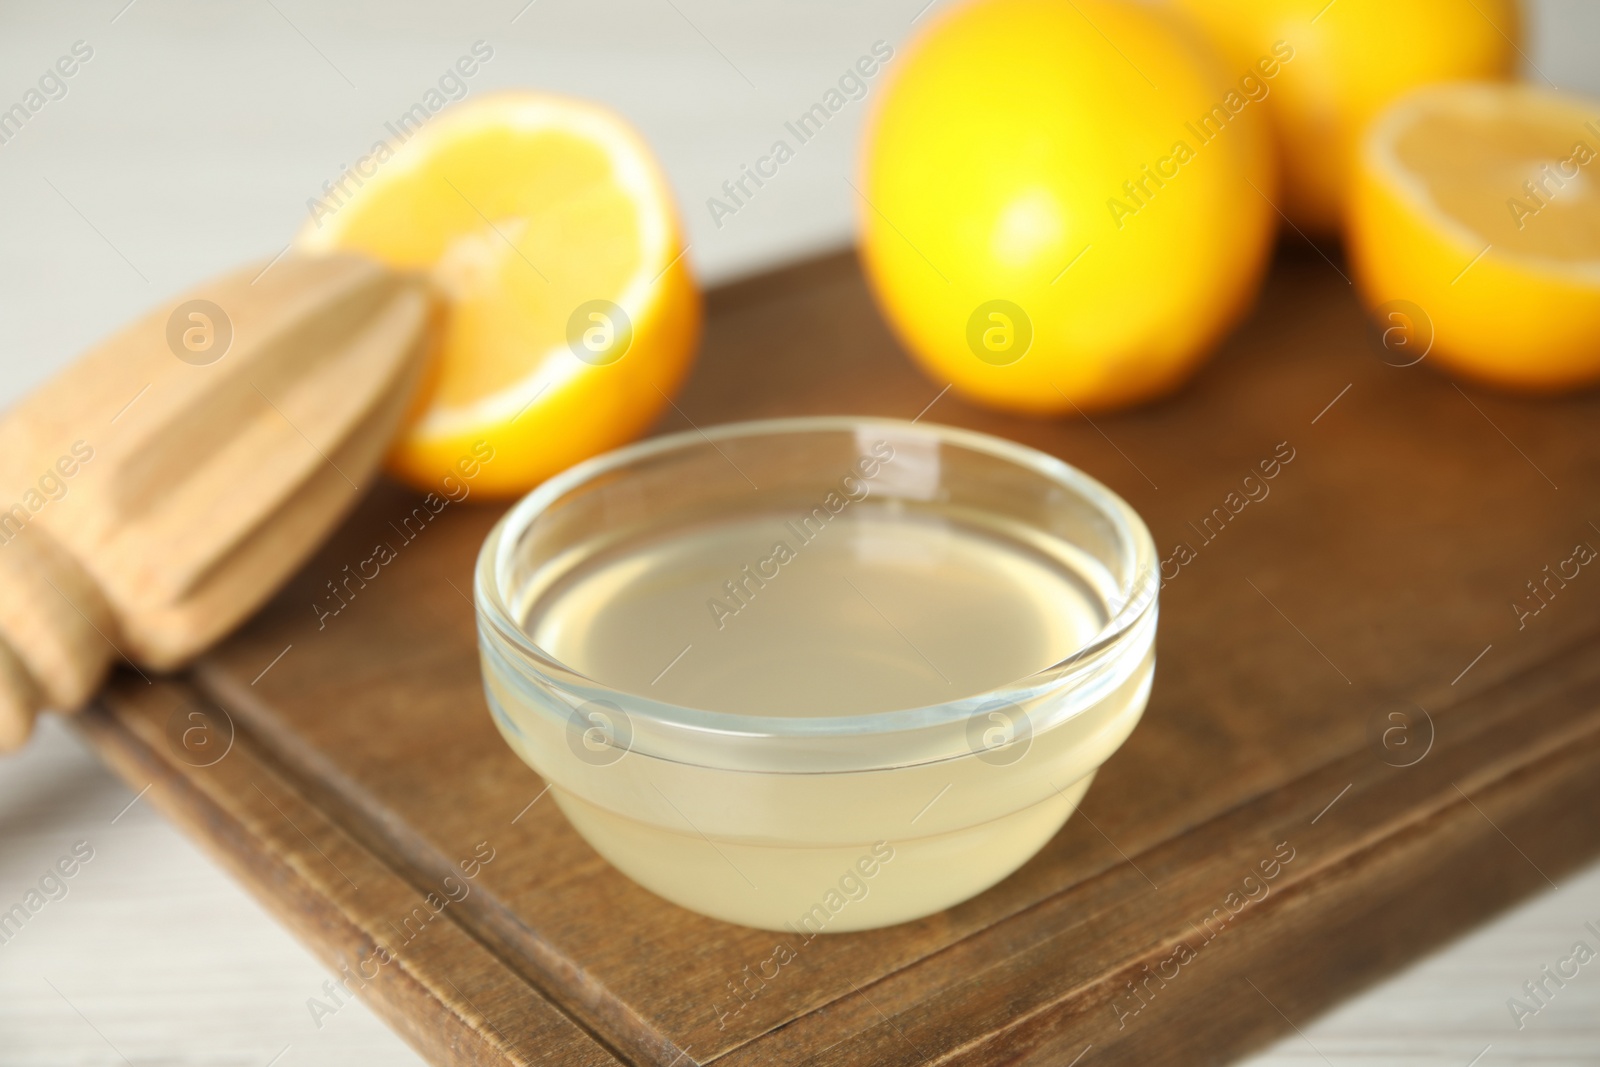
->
xmin=2 ymin=1 xmax=1599 ymax=1063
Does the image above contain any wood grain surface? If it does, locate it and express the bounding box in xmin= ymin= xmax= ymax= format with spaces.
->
xmin=80 ymin=247 xmax=1600 ymax=1066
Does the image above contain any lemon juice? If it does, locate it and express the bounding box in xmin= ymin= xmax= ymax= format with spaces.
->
xmin=523 ymin=507 xmax=1109 ymax=717
xmin=477 ymin=419 xmax=1157 ymax=930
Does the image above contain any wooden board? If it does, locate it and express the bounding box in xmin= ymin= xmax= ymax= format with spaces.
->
xmin=77 ymin=248 xmax=1600 ymax=1066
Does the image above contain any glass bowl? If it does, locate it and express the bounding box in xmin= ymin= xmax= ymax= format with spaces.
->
xmin=475 ymin=417 xmax=1157 ymax=931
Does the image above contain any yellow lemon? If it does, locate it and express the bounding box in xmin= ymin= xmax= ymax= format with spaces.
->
xmin=298 ymin=91 xmax=699 ymax=498
xmin=1350 ymin=81 xmax=1600 ymax=393
xmin=1170 ymin=0 xmax=1520 ymax=233
xmin=859 ymin=0 xmax=1276 ymax=416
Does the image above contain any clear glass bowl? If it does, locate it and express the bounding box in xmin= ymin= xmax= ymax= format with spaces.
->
xmin=475 ymin=417 xmax=1157 ymax=931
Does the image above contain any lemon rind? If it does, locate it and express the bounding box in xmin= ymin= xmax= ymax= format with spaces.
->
xmin=296 ymin=91 xmax=681 ymax=442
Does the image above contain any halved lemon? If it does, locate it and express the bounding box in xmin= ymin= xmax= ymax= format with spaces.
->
xmin=1350 ymin=82 xmax=1600 ymax=392
xmin=298 ymin=91 xmax=700 ymax=497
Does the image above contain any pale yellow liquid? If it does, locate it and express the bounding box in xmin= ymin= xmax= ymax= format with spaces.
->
xmin=489 ymin=503 xmax=1153 ymax=931
xmin=526 ymin=508 xmax=1107 ymax=715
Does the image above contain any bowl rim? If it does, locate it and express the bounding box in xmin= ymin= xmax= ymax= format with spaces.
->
xmin=474 ymin=415 xmax=1158 ymax=748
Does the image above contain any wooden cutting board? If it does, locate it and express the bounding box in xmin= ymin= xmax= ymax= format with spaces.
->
xmin=77 ymin=248 xmax=1600 ymax=1066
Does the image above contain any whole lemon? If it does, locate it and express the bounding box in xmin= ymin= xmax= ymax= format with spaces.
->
xmin=1169 ymin=0 xmax=1520 ymax=233
xmin=859 ymin=0 xmax=1276 ymax=416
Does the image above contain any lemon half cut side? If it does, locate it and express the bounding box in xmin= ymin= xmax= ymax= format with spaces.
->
xmin=1351 ymin=81 xmax=1600 ymax=393
xmin=298 ymin=91 xmax=700 ymax=496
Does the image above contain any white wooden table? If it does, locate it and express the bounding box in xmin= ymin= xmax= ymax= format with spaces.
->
xmin=2 ymin=1 xmax=1598 ymax=1063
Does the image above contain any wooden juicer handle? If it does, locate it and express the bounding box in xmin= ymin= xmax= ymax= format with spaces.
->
xmin=0 ymin=253 xmax=433 ymax=748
